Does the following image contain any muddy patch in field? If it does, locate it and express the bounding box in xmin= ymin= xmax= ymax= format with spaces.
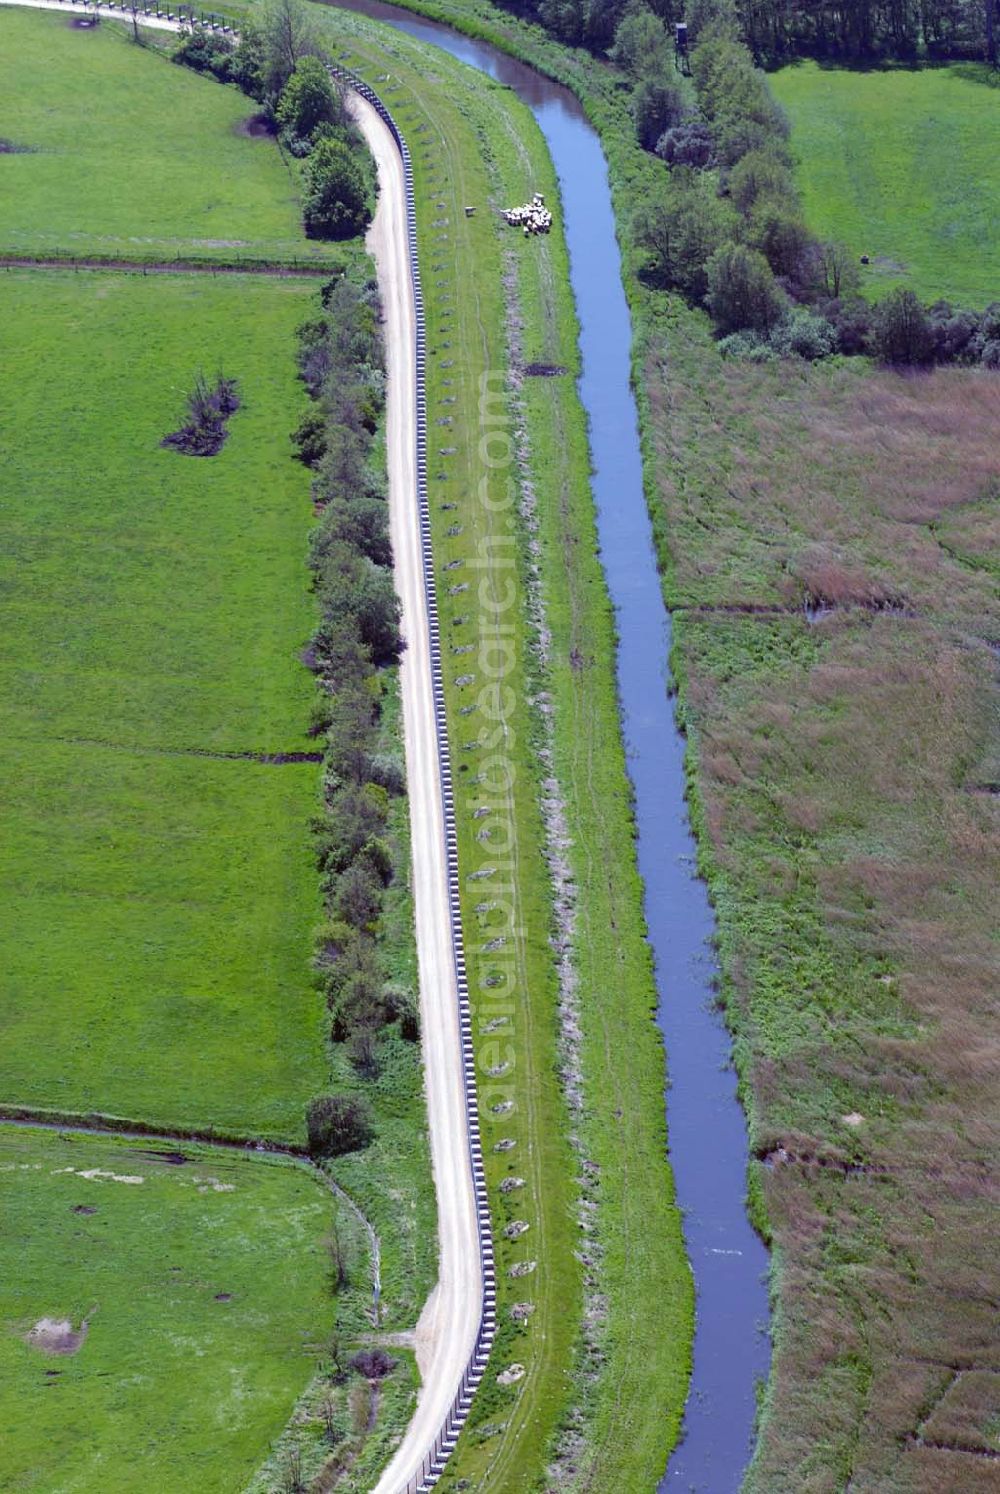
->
xmin=0 ymin=139 xmax=35 ymax=154
xmin=26 ymin=1315 xmax=90 ymax=1356
xmin=67 ymin=15 xmax=97 ymax=27
xmin=71 ymin=1204 xmax=97 ymax=1215
xmin=140 ymin=1149 xmax=189 ymax=1166
xmin=236 ymin=113 xmax=276 ymax=139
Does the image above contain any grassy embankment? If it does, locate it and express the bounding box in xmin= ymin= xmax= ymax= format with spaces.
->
xmin=1 ymin=15 xmax=431 ymax=1488
xmin=0 ymin=6 xmax=340 ymax=265
xmin=293 ymin=5 xmax=691 ymax=1487
xmin=771 ymin=60 xmax=1000 ymax=306
xmin=298 ymin=3 xmax=1000 ymax=1487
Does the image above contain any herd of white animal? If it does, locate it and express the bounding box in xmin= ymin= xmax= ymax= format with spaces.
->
xmin=502 ymin=192 xmax=553 ymax=236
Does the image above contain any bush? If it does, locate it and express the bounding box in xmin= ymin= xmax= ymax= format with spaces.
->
xmin=872 ymin=288 xmax=934 ymax=365
xmin=277 ymin=56 xmax=344 ymax=142
xmin=655 ymin=121 xmax=715 ymax=169
xmin=770 ymin=308 xmax=838 ymax=360
xmin=306 ymin=1094 xmax=373 ymax=1157
xmin=706 ymin=242 xmax=786 ymax=336
xmin=303 ymin=138 xmax=371 ymax=241
xmin=717 ymin=329 xmax=776 ymax=362
xmin=172 ymin=27 xmax=234 ymax=80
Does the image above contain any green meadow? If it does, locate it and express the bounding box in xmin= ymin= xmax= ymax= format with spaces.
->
xmin=0 ymin=1128 xmax=334 ymax=1493
xmin=0 ymin=270 xmax=325 ymax=1139
xmin=772 ymin=60 xmax=1000 ymax=305
xmin=0 ymin=6 xmax=338 ymax=264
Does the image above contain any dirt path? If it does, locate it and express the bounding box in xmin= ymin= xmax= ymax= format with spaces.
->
xmin=348 ymin=91 xmax=482 ymax=1494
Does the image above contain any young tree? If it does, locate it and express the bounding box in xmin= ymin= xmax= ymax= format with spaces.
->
xmin=706 ymin=242 xmax=786 ymax=335
xmin=635 ymin=175 xmax=738 ymax=299
xmin=277 ymin=55 xmax=345 ymax=141
xmin=610 ymin=7 xmax=669 ymax=72
xmin=872 ymin=288 xmax=934 ymax=365
xmin=258 ymin=0 xmax=318 ymax=97
xmin=633 ymin=76 xmax=685 ymax=149
xmin=816 ymin=240 xmax=861 ymax=301
xmin=306 ymin=1093 xmax=374 ymax=1156
xmin=303 ymin=137 xmax=371 ymax=240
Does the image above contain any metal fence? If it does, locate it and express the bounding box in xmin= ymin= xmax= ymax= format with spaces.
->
xmin=46 ymin=0 xmax=240 ymax=30
xmin=328 ymin=63 xmax=499 ymax=1494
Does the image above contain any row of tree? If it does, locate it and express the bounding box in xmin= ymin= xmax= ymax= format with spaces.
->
xmin=492 ymin=0 xmax=996 ymax=62
xmin=296 ymin=276 xmax=420 ymax=1137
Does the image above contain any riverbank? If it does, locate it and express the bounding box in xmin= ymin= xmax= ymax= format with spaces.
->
xmin=317 ymin=11 xmax=694 ymax=1488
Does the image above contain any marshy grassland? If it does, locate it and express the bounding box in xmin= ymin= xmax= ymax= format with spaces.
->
xmin=771 ymin=61 xmax=1000 ymax=306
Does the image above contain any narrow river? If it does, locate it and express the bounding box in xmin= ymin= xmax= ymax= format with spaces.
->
xmin=333 ymin=3 xmax=771 ymax=1485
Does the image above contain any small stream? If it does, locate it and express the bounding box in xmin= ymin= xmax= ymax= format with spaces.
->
xmin=332 ymin=3 xmax=771 ymax=1486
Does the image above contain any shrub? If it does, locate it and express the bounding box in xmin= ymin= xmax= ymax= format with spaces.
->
xmin=172 ymin=27 xmax=234 ymax=80
xmin=770 ymin=309 xmax=838 ymax=360
xmin=303 ymin=138 xmax=371 ymax=240
xmin=706 ymin=242 xmax=786 ymax=335
xmin=351 ymin=1347 xmax=396 ymax=1379
xmin=872 ymin=288 xmax=934 ymax=365
xmin=321 ymin=495 xmax=392 ymax=568
xmin=293 ymin=409 xmax=326 ymax=467
xmin=277 ymin=56 xmax=344 ymax=142
xmin=655 ymin=120 xmax=715 ymax=169
xmin=718 ymin=329 xmax=776 ymax=362
xmin=306 ymin=1094 xmax=373 ymax=1156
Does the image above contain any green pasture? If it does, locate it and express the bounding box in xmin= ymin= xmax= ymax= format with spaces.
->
xmin=0 ymin=6 xmax=337 ymax=264
xmin=772 ymin=60 xmax=1000 ymax=306
xmin=0 ymin=1127 xmax=335 ymax=1493
xmin=0 ymin=270 xmax=325 ymax=1138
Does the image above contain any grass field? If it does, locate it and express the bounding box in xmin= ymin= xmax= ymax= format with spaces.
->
xmin=0 ymin=7 xmax=340 ymax=264
xmin=0 ymin=269 xmax=325 ymax=1139
xmin=771 ymin=61 xmax=1000 ymax=306
xmin=0 ymin=1127 xmax=336 ymax=1493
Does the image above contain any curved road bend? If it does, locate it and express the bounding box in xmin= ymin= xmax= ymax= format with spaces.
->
xmin=348 ymin=93 xmax=482 ymax=1494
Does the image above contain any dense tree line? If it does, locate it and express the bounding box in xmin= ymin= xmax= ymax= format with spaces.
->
xmin=494 ymin=0 xmax=996 ymax=62
xmin=295 ymin=277 xmax=420 ymax=1153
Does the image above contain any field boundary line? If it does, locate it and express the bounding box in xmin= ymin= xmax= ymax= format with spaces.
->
xmin=0 ymin=255 xmax=334 ymax=276
xmin=0 ymin=1110 xmax=382 ymax=1318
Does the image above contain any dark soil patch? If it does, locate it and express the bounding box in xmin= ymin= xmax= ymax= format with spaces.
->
xmin=523 ymin=362 xmax=568 ymax=377
xmin=0 ymin=139 xmax=35 ymax=155
xmin=68 ymin=16 xmax=97 ymax=27
xmin=140 ymin=1148 xmax=189 ymax=1166
xmin=71 ymin=1204 xmax=97 ymax=1215
xmin=237 ymin=112 xmax=276 ymax=140
xmin=214 ymin=1292 xmax=233 ymax=1302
